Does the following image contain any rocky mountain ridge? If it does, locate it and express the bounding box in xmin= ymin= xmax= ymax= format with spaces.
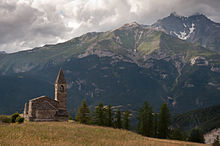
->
xmin=152 ymin=12 xmax=220 ymax=52
xmin=0 ymin=13 xmax=219 ymax=116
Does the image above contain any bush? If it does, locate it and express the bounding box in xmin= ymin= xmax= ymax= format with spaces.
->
xmin=68 ymin=115 xmax=72 ymax=120
xmin=11 ymin=112 xmax=20 ymax=123
xmin=16 ymin=117 xmax=24 ymax=124
xmin=0 ymin=116 xmax=11 ymax=123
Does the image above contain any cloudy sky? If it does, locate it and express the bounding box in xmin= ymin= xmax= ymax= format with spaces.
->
xmin=0 ymin=0 xmax=220 ymax=53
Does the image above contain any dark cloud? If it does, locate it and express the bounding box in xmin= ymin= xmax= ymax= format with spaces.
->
xmin=0 ymin=0 xmax=219 ymax=53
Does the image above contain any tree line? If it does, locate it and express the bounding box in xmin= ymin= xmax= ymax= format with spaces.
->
xmin=74 ymin=100 xmax=207 ymax=144
xmin=75 ymin=101 xmax=130 ymax=129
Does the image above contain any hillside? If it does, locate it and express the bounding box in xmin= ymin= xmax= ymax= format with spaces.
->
xmin=0 ymin=122 xmax=208 ymax=146
xmin=172 ymin=104 xmax=220 ymax=132
xmin=0 ymin=17 xmax=220 ymax=115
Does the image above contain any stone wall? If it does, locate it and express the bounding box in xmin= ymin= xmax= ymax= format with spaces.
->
xmin=28 ymin=96 xmax=59 ymax=121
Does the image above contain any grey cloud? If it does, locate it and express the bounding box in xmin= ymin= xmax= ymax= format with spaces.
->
xmin=0 ymin=0 xmax=71 ymax=52
xmin=0 ymin=0 xmax=219 ymax=53
xmin=0 ymin=5 xmax=39 ymax=43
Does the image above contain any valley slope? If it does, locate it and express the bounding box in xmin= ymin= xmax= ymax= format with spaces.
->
xmin=0 ymin=18 xmax=220 ymax=116
xmin=172 ymin=104 xmax=220 ymax=132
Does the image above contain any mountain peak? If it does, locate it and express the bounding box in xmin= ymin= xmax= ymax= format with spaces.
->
xmin=168 ymin=12 xmax=210 ymax=22
xmin=120 ymin=22 xmax=141 ymax=29
xmin=190 ymin=12 xmax=207 ymax=17
xmin=189 ymin=13 xmax=209 ymax=21
xmin=169 ymin=12 xmax=183 ymax=18
xmin=152 ymin=12 xmax=220 ymax=51
xmin=129 ymin=21 xmax=140 ymax=26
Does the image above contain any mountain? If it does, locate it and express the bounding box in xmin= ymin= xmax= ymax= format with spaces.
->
xmin=153 ymin=12 xmax=220 ymax=52
xmin=0 ymin=19 xmax=220 ymax=116
xmin=0 ymin=51 xmax=6 ymax=55
xmin=172 ymin=104 xmax=220 ymax=133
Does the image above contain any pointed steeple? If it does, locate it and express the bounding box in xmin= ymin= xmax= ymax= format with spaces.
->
xmin=55 ymin=68 xmax=66 ymax=84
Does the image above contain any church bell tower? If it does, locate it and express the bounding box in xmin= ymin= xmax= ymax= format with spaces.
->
xmin=55 ymin=68 xmax=67 ymax=110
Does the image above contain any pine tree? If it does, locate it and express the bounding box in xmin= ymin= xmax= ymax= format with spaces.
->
xmin=188 ymin=128 xmax=204 ymax=143
xmin=115 ymin=110 xmax=122 ymax=129
xmin=158 ymin=103 xmax=170 ymax=139
xmin=75 ymin=100 xmax=90 ymax=124
xmin=136 ymin=102 xmax=153 ymax=136
xmin=153 ymin=113 xmax=159 ymax=137
xmin=146 ymin=105 xmax=153 ymax=137
xmin=93 ymin=102 xmax=105 ymax=126
xmin=104 ymin=105 xmax=113 ymax=127
xmin=122 ymin=110 xmax=130 ymax=130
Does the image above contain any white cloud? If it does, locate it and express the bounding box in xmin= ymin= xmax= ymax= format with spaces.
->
xmin=0 ymin=0 xmax=219 ymax=53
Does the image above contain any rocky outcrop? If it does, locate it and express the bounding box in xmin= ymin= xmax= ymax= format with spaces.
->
xmin=190 ymin=56 xmax=208 ymax=66
xmin=204 ymin=128 xmax=220 ymax=144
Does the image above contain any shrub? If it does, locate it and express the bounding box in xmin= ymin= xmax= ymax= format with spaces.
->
xmin=16 ymin=117 xmax=24 ymax=124
xmin=68 ymin=115 xmax=72 ymax=120
xmin=0 ymin=116 xmax=11 ymax=123
xmin=11 ymin=112 xmax=20 ymax=123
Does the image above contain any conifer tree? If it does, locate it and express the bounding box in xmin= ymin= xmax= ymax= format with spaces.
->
xmin=104 ymin=105 xmax=113 ymax=127
xmin=158 ymin=103 xmax=170 ymax=139
xmin=93 ymin=102 xmax=105 ymax=126
xmin=188 ymin=128 xmax=204 ymax=143
xmin=153 ymin=113 xmax=159 ymax=137
xmin=146 ymin=105 xmax=153 ymax=137
xmin=122 ymin=110 xmax=130 ymax=130
xmin=136 ymin=102 xmax=153 ymax=136
xmin=115 ymin=110 xmax=122 ymax=129
xmin=75 ymin=100 xmax=90 ymax=124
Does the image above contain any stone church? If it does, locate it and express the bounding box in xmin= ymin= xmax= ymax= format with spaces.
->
xmin=23 ymin=68 xmax=68 ymax=121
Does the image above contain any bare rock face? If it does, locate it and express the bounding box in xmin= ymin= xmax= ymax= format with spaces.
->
xmin=152 ymin=12 xmax=220 ymax=52
xmin=211 ymin=66 xmax=220 ymax=72
xmin=204 ymin=128 xmax=220 ymax=144
xmin=190 ymin=56 xmax=208 ymax=66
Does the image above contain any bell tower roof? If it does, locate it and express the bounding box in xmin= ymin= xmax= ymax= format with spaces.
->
xmin=55 ymin=68 xmax=66 ymax=84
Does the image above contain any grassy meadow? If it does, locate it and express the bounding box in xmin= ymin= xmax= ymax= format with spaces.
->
xmin=0 ymin=121 xmax=209 ymax=146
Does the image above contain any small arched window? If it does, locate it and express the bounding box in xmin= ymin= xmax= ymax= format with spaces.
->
xmin=59 ymin=85 xmax=64 ymax=92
